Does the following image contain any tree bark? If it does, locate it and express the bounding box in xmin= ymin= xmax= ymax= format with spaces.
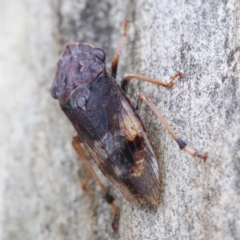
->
xmin=1 ymin=0 xmax=240 ymax=239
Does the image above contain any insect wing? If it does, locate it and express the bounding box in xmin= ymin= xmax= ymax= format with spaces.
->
xmin=62 ymin=73 xmax=161 ymax=207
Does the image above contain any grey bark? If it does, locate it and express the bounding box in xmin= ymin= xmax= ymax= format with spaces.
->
xmin=1 ymin=0 xmax=240 ymax=240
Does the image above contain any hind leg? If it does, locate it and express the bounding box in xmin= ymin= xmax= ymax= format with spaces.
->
xmin=72 ymin=136 xmax=119 ymax=231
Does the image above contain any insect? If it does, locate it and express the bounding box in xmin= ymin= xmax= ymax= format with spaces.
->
xmin=51 ymin=20 xmax=207 ymax=231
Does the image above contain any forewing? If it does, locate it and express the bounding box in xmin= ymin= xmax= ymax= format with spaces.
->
xmin=89 ymin=75 xmax=160 ymax=207
xmin=62 ymin=72 xmax=160 ymax=207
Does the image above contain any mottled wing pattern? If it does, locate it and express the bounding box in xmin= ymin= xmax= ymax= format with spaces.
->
xmin=62 ymin=72 xmax=160 ymax=207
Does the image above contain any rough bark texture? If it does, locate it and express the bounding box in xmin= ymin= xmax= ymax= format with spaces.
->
xmin=1 ymin=0 xmax=240 ymax=239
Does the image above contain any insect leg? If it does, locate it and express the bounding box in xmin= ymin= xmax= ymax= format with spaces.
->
xmin=111 ymin=20 xmax=130 ymax=78
xmin=121 ymin=71 xmax=183 ymax=93
xmin=137 ymin=93 xmax=208 ymax=162
xmin=81 ymin=174 xmax=92 ymax=191
xmin=72 ymin=137 xmax=119 ymax=232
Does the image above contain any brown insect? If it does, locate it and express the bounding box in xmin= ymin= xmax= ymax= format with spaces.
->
xmin=51 ymin=20 xmax=207 ymax=231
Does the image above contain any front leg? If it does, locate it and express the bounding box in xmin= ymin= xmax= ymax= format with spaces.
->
xmin=111 ymin=20 xmax=130 ymax=78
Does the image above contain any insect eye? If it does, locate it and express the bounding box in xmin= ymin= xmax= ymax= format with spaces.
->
xmin=92 ymin=48 xmax=106 ymax=62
